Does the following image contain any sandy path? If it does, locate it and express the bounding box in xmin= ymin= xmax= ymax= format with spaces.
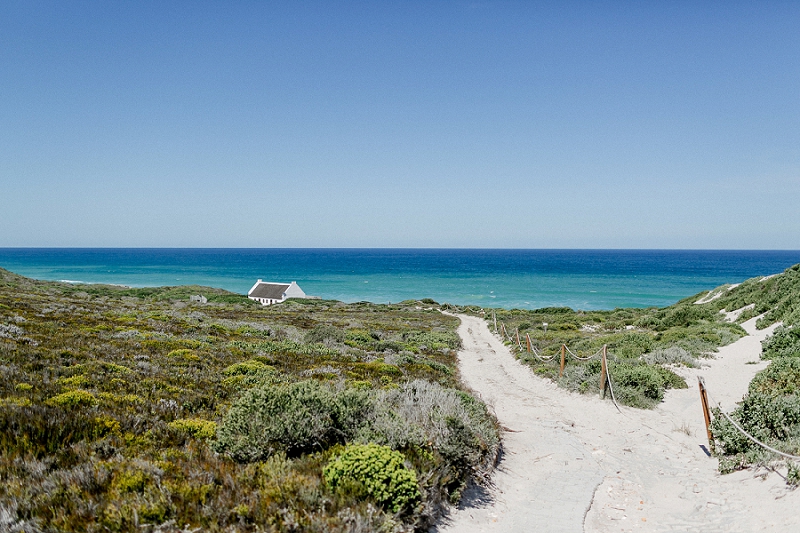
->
xmin=433 ymin=314 xmax=800 ymax=533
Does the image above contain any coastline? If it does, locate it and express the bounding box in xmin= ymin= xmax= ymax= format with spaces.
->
xmin=3 ymin=248 xmax=800 ymax=311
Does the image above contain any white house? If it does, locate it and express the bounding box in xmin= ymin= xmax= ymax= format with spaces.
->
xmin=247 ymin=280 xmax=307 ymax=306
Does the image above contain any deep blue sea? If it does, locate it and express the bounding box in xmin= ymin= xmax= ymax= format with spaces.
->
xmin=1 ymin=249 xmax=799 ymax=310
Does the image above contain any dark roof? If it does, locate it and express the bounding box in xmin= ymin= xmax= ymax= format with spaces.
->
xmin=249 ymin=283 xmax=290 ymax=299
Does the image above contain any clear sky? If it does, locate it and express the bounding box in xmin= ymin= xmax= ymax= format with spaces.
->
xmin=1 ymin=1 xmax=799 ymax=249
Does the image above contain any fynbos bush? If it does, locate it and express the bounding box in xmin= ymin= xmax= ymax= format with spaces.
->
xmin=323 ymin=443 xmax=420 ymax=513
xmin=214 ymin=380 xmax=372 ymax=461
xmin=362 ymin=380 xmax=499 ymax=476
xmin=762 ymin=326 xmax=800 ymax=360
xmin=642 ymin=346 xmax=697 ymax=367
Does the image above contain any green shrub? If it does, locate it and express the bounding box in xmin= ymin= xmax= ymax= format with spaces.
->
xmin=362 ymin=380 xmax=499 ymax=475
xmin=402 ymin=331 xmax=461 ymax=351
xmin=711 ymin=393 xmax=800 ymax=458
xmin=654 ymin=366 xmax=688 ymax=390
xmin=323 ymin=443 xmax=420 ymax=513
xmin=214 ymin=380 xmax=373 ymax=461
xmin=655 ymin=305 xmax=716 ymax=330
xmin=749 ymin=357 xmax=800 ymax=396
xmin=169 ymin=418 xmax=218 ymax=439
xmin=46 ymin=389 xmax=97 ymax=407
xmin=609 ymin=362 xmax=664 ymax=408
xmin=305 ymin=324 xmax=345 ymax=344
xmin=223 ymin=359 xmax=270 ymax=376
xmin=609 ymin=332 xmax=653 ymax=358
xmin=58 ymin=374 xmax=90 ymax=388
xmin=712 ymin=356 xmax=800 ymax=475
xmin=762 ymin=326 xmax=800 ymax=360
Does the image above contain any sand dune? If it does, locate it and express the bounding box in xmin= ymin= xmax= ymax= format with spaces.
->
xmin=433 ymin=314 xmax=799 ymax=533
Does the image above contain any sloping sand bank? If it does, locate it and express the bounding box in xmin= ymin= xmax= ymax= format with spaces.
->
xmin=433 ymin=314 xmax=799 ymax=533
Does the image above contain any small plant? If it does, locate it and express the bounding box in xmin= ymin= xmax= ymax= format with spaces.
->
xmin=169 ymin=418 xmax=217 ymax=440
xmin=46 ymin=389 xmax=97 ymax=407
xmin=223 ymin=359 xmax=270 ymax=376
xmin=323 ymin=443 xmax=420 ymax=513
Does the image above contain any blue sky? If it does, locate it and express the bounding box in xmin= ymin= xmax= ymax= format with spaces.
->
xmin=1 ymin=1 xmax=799 ymax=248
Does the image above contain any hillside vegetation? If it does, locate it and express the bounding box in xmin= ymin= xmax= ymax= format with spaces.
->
xmin=469 ymin=265 xmax=800 ymax=409
xmin=470 ymin=263 xmax=800 ymax=479
xmin=705 ymin=264 xmax=800 ymax=480
xmin=470 ymin=297 xmax=747 ymax=409
xmin=0 ymin=269 xmax=498 ymax=532
xmin=3 ymin=262 xmax=800 ymax=530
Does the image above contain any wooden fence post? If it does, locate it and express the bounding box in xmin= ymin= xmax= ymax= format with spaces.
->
xmin=698 ymin=377 xmax=714 ymax=451
xmin=600 ymin=345 xmax=608 ymax=397
xmin=526 ymin=333 xmax=532 ymax=352
xmin=493 ymin=310 xmax=497 ymax=333
xmin=515 ymin=328 xmax=521 ymax=348
xmin=559 ymin=344 xmax=566 ymax=377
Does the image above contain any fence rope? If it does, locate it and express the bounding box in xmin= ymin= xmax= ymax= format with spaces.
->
xmin=704 ymin=382 xmax=800 ymax=461
xmin=493 ymin=327 xmax=623 ymax=413
xmin=528 ymin=346 xmax=558 ymax=362
xmin=604 ymin=358 xmax=622 ymax=413
xmin=565 ymin=345 xmax=603 ymax=361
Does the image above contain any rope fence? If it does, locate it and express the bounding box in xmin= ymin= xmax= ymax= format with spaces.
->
xmin=699 ymin=377 xmax=800 ymax=462
xmin=496 ymin=322 xmax=799 ymax=465
xmin=496 ymin=321 xmax=617 ymax=405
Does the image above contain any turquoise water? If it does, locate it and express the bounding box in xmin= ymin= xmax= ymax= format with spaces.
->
xmin=1 ymin=249 xmax=800 ymax=310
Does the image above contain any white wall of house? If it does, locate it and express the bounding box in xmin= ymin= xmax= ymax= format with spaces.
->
xmin=285 ymin=281 xmax=306 ymax=299
xmin=247 ymin=280 xmax=307 ymax=306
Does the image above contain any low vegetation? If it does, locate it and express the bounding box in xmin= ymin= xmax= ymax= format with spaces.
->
xmin=457 ymin=297 xmax=746 ymax=409
xmin=705 ymin=265 xmax=800 ymax=481
xmin=4 ymin=260 xmax=800 ymax=528
xmin=0 ymin=268 xmax=498 ymax=532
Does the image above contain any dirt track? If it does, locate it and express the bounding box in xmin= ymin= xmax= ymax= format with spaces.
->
xmin=432 ymin=313 xmax=800 ymax=533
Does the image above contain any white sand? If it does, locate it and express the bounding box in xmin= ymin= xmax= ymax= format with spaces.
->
xmin=433 ymin=313 xmax=799 ymax=533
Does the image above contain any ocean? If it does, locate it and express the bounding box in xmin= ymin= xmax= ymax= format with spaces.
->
xmin=1 ymin=249 xmax=799 ymax=311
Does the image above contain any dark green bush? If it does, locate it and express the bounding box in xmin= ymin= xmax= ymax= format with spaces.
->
xmin=609 ymin=332 xmax=653 ymax=358
xmin=654 ymin=304 xmax=716 ymax=330
xmin=712 ymin=355 xmax=800 ymax=476
xmin=749 ymin=357 xmax=800 ymax=396
xmin=609 ymin=362 xmax=666 ymax=408
xmin=762 ymin=326 xmax=800 ymax=360
xmin=711 ymin=393 xmax=800 ymax=458
xmin=214 ymin=381 xmax=373 ymax=461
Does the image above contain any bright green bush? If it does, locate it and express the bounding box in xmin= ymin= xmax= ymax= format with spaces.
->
xmin=46 ymin=389 xmax=97 ymax=407
xmin=223 ymin=359 xmax=270 ymax=376
xmin=169 ymin=418 xmax=217 ymax=440
xmin=323 ymin=443 xmax=419 ymax=513
xmin=609 ymin=332 xmax=653 ymax=358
